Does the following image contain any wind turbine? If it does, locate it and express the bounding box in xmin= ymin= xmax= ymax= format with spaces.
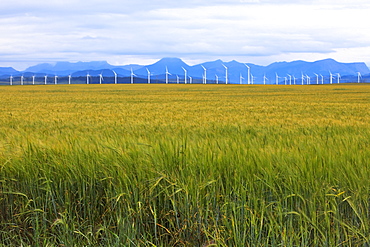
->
xmin=245 ymin=64 xmax=251 ymax=84
xmin=32 ymin=75 xmax=35 ymax=85
xmin=44 ymin=75 xmax=48 ymax=85
xmin=314 ymin=73 xmax=319 ymax=85
xmin=182 ymin=67 xmax=187 ymax=84
xmin=284 ymin=77 xmax=287 ymax=85
xmin=201 ymin=65 xmax=207 ymax=84
xmin=263 ymin=74 xmax=268 ymax=85
xmin=146 ymin=68 xmax=151 ymax=84
xmin=176 ymin=75 xmax=179 ymax=84
xmin=357 ymin=72 xmax=361 ymax=83
xmin=86 ymin=73 xmax=90 ymax=84
xmin=287 ymin=74 xmax=292 ymax=85
xmin=240 ymin=73 xmax=244 ymax=84
xmin=337 ymin=73 xmax=341 ymax=83
xmin=113 ymin=70 xmax=117 ymax=84
xmin=222 ymin=64 xmax=228 ymax=84
xmin=306 ymin=75 xmax=310 ymax=85
xmin=68 ymin=75 xmax=72 ymax=84
xmin=215 ymin=74 xmax=219 ymax=84
xmin=293 ymin=75 xmax=297 ymax=85
xmin=99 ymin=73 xmax=104 ymax=84
xmin=320 ymin=74 xmax=324 ymax=84
xmin=10 ymin=75 xmax=13 ymax=85
xmin=189 ymin=76 xmax=192 ymax=84
xmin=301 ymin=73 xmax=305 ymax=85
xmin=21 ymin=75 xmax=24 ymax=85
xmin=130 ymin=68 xmax=136 ymax=84
xmin=165 ymin=66 xmax=171 ymax=84
xmin=276 ymin=73 xmax=279 ymax=85
xmin=251 ymin=74 xmax=255 ymax=84
xmin=329 ymin=71 xmax=333 ymax=84
xmin=54 ymin=75 xmax=58 ymax=85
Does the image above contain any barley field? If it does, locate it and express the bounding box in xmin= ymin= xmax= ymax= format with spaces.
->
xmin=0 ymin=84 xmax=370 ymax=246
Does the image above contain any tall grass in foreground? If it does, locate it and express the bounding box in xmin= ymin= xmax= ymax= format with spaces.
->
xmin=1 ymin=84 xmax=370 ymax=246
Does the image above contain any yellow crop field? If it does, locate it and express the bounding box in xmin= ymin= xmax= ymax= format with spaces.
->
xmin=1 ymin=84 xmax=370 ymax=246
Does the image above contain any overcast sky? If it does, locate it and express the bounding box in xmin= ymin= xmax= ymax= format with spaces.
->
xmin=1 ymin=0 xmax=369 ymax=70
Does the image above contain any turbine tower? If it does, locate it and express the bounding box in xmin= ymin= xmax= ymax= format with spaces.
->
xmin=165 ymin=66 xmax=171 ymax=84
xmin=86 ymin=73 xmax=90 ymax=84
xmin=301 ymin=73 xmax=305 ymax=85
xmin=293 ymin=75 xmax=296 ymax=85
xmin=215 ymin=74 xmax=219 ymax=84
xmin=263 ymin=74 xmax=268 ymax=85
xmin=99 ymin=73 xmax=104 ymax=84
xmin=189 ymin=76 xmax=192 ymax=84
xmin=314 ymin=73 xmax=319 ymax=85
xmin=276 ymin=73 xmax=279 ymax=85
xmin=251 ymin=74 xmax=255 ymax=84
xmin=337 ymin=73 xmax=341 ymax=83
xmin=306 ymin=75 xmax=310 ymax=85
xmin=329 ymin=71 xmax=333 ymax=84
xmin=54 ymin=75 xmax=58 ymax=85
xmin=146 ymin=68 xmax=151 ymax=84
xmin=176 ymin=75 xmax=179 ymax=84
xmin=245 ymin=64 xmax=250 ymax=84
xmin=284 ymin=77 xmax=287 ymax=85
xmin=357 ymin=72 xmax=361 ymax=83
xmin=287 ymin=74 xmax=292 ymax=85
xmin=240 ymin=73 xmax=244 ymax=84
xmin=222 ymin=64 xmax=228 ymax=84
xmin=201 ymin=65 xmax=207 ymax=84
xmin=44 ymin=75 xmax=48 ymax=85
xmin=68 ymin=75 xmax=72 ymax=84
xmin=113 ymin=70 xmax=117 ymax=84
xmin=21 ymin=75 xmax=24 ymax=85
xmin=130 ymin=68 xmax=136 ymax=84
xmin=10 ymin=75 xmax=13 ymax=85
xmin=182 ymin=67 xmax=187 ymax=84
xmin=32 ymin=75 xmax=35 ymax=85
xmin=320 ymin=74 xmax=324 ymax=84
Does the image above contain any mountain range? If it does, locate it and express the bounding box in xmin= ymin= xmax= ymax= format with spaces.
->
xmin=0 ymin=58 xmax=369 ymax=84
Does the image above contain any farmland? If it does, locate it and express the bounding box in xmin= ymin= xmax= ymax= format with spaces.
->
xmin=1 ymin=84 xmax=370 ymax=246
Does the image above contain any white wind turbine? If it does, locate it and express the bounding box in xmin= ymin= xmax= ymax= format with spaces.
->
xmin=240 ymin=73 xmax=244 ymax=84
xmin=263 ymin=74 xmax=268 ymax=85
xmin=215 ymin=74 xmax=219 ymax=84
xmin=32 ymin=75 xmax=35 ymax=85
xmin=99 ymin=73 xmax=104 ymax=84
xmin=301 ymin=73 xmax=305 ymax=85
xmin=222 ymin=64 xmax=228 ymax=84
xmin=146 ymin=68 xmax=151 ymax=84
xmin=276 ymin=73 xmax=279 ymax=85
xmin=306 ymin=75 xmax=310 ymax=85
xmin=189 ymin=76 xmax=192 ymax=84
xmin=68 ymin=75 xmax=72 ymax=84
xmin=86 ymin=73 xmax=90 ymax=84
xmin=165 ymin=66 xmax=171 ymax=84
xmin=314 ymin=73 xmax=319 ymax=84
xmin=287 ymin=74 xmax=292 ymax=85
xmin=176 ymin=75 xmax=179 ymax=84
xmin=357 ymin=72 xmax=361 ymax=83
xmin=113 ymin=70 xmax=117 ymax=84
xmin=201 ymin=65 xmax=207 ymax=84
xmin=337 ymin=73 xmax=341 ymax=83
xmin=21 ymin=75 xmax=24 ymax=85
xmin=320 ymin=74 xmax=324 ymax=84
xmin=54 ymin=75 xmax=58 ymax=85
xmin=329 ymin=71 xmax=333 ymax=84
xmin=245 ymin=64 xmax=251 ymax=84
xmin=131 ymin=68 xmax=136 ymax=84
xmin=284 ymin=77 xmax=287 ymax=85
xmin=251 ymin=74 xmax=255 ymax=84
xmin=44 ymin=75 xmax=48 ymax=85
xmin=182 ymin=67 xmax=187 ymax=84
xmin=293 ymin=75 xmax=297 ymax=85
xmin=10 ymin=75 xmax=13 ymax=85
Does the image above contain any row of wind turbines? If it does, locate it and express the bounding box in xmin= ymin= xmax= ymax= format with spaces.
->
xmin=6 ymin=64 xmax=365 ymax=85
